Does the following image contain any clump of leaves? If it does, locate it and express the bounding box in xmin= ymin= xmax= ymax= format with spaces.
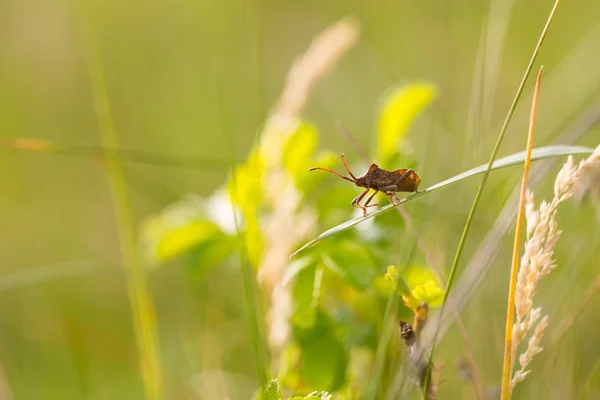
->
xmin=138 ymin=77 xmax=595 ymax=399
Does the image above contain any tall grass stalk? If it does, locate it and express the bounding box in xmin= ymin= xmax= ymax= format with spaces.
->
xmin=216 ymin=63 xmax=270 ymax=392
xmin=422 ymin=1 xmax=560 ymax=398
xmin=232 ymin=208 xmax=270 ymax=392
xmin=500 ymin=66 xmax=544 ymax=400
xmin=78 ymin=6 xmax=162 ymax=399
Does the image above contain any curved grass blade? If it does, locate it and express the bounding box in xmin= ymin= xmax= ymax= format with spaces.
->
xmin=290 ymin=145 xmax=594 ymax=258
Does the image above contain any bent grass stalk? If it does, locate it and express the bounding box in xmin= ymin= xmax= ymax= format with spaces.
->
xmin=500 ymin=66 xmax=544 ymax=400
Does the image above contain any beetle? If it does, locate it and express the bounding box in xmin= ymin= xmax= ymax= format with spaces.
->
xmin=309 ymin=153 xmax=421 ymax=215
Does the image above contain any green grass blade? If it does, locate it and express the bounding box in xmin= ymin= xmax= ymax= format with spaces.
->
xmin=290 ymin=145 xmax=593 ymax=257
xmin=78 ymin=5 xmax=163 ymax=399
xmin=215 ymin=63 xmax=270 ymax=392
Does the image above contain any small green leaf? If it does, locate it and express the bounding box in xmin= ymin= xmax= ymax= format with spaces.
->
xmin=282 ymin=257 xmax=315 ymax=287
xmin=292 ymin=263 xmax=323 ymax=329
xmin=291 ymin=145 xmax=595 ymax=257
xmin=384 ymin=265 xmax=398 ymax=290
xmin=140 ymin=214 xmax=225 ymax=264
xmin=156 ymin=221 xmax=222 ymax=261
xmin=294 ymin=312 xmax=348 ymax=392
xmin=244 ymin=214 xmax=264 ymax=268
xmin=300 ymin=335 xmax=346 ymax=391
xmin=228 ymin=150 xmax=264 ymax=213
xmin=266 ymin=379 xmax=283 ymax=400
xmin=282 ymin=122 xmax=337 ymax=192
xmin=378 ymin=83 xmax=437 ymax=167
xmin=283 ymin=123 xmax=318 ymax=179
xmin=289 ymin=392 xmax=333 ymax=400
xmin=228 ymin=151 xmax=265 ymax=266
xmin=384 ymin=265 xmax=415 ymax=297
xmin=323 ymin=241 xmax=377 ymax=290
xmin=278 ymin=343 xmax=302 ymax=390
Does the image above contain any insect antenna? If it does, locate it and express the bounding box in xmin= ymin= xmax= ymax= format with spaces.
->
xmin=308 ymin=166 xmax=355 ymax=183
xmin=340 ymin=153 xmax=358 ymax=180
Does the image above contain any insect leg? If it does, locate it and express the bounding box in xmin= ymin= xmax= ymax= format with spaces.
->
xmin=394 ymin=169 xmax=413 ymax=184
xmin=393 ymin=169 xmax=422 ymax=193
xmin=380 ymin=185 xmax=397 ymax=192
xmin=363 ymin=190 xmax=380 ymax=209
xmin=389 ymin=193 xmax=401 ymax=205
xmin=351 ymin=189 xmax=370 ymax=215
xmin=380 ymin=185 xmax=400 ymax=205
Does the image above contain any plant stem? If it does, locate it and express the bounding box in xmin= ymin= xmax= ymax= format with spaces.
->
xmin=501 ymin=66 xmax=544 ymax=399
xmin=215 ymin=63 xmax=270 ymax=393
xmin=3 ymin=138 xmax=234 ymax=169
xmin=422 ymin=1 xmax=560 ymax=398
xmin=78 ymin=7 xmax=163 ymax=399
xmin=368 ymin=288 xmax=399 ymax=399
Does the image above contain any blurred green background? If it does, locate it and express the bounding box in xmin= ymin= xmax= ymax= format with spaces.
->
xmin=1 ymin=0 xmax=600 ymax=399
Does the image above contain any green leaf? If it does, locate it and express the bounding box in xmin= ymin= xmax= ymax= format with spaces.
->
xmin=266 ymin=379 xmax=283 ymax=400
xmin=228 ymin=151 xmax=265 ymax=266
xmin=300 ymin=334 xmax=346 ymax=391
xmin=322 ymin=241 xmax=377 ymax=290
xmin=140 ymin=213 xmax=225 ymax=264
xmin=244 ymin=214 xmax=264 ymax=268
xmin=292 ymin=263 xmax=323 ymax=329
xmin=294 ymin=312 xmax=348 ymax=392
xmin=283 ymin=123 xmax=318 ymax=180
xmin=278 ymin=343 xmax=302 ymax=390
xmin=228 ymin=150 xmax=264 ymax=214
xmin=384 ymin=265 xmax=413 ymax=297
xmin=282 ymin=257 xmax=315 ymax=287
xmin=282 ymin=122 xmax=338 ymax=193
xmin=156 ymin=221 xmax=222 ymax=261
xmin=289 ymin=392 xmax=333 ymax=400
xmin=228 ymin=150 xmax=265 ymax=268
xmin=291 ymin=145 xmax=595 ymax=257
xmin=378 ymin=83 xmax=437 ymax=167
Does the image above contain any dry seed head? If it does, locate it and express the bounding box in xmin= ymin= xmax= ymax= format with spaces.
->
xmin=525 ymin=190 xmax=538 ymax=239
xmin=259 ymin=18 xmax=359 ymax=356
xmin=512 ymin=315 xmax=548 ymax=388
xmin=518 ymin=315 xmax=548 ymax=369
xmin=269 ymin=18 xmax=359 ymax=133
xmin=511 ymin=145 xmax=600 ymax=389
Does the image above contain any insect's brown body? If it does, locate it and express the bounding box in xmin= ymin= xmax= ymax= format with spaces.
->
xmin=309 ymin=154 xmax=421 ymax=216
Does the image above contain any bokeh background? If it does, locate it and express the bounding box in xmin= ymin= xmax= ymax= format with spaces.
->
xmin=1 ymin=0 xmax=600 ymax=399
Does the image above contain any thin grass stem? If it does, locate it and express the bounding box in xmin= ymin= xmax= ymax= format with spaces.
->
xmin=3 ymin=138 xmax=234 ymax=169
xmin=215 ymin=64 xmax=270 ymax=393
xmin=77 ymin=5 xmax=163 ymax=399
xmin=368 ymin=285 xmax=400 ymax=400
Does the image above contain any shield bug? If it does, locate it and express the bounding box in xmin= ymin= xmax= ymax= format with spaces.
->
xmin=309 ymin=153 xmax=421 ymax=216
